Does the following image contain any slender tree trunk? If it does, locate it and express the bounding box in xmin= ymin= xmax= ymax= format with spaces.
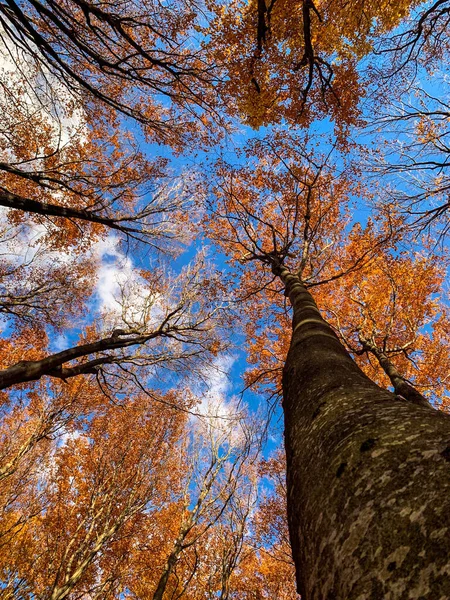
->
xmin=152 ymin=545 xmax=182 ymax=600
xmin=278 ymin=266 xmax=450 ymax=599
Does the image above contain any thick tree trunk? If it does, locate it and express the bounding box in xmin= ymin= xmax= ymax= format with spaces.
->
xmin=279 ymin=266 xmax=450 ymax=599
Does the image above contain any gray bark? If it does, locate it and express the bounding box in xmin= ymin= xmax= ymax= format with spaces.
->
xmin=278 ymin=266 xmax=450 ymax=599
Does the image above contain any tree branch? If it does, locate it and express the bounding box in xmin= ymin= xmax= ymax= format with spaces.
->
xmin=0 ymin=329 xmax=166 ymax=390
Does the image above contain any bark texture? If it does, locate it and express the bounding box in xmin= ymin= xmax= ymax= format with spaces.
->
xmin=153 ymin=550 xmax=180 ymax=600
xmin=279 ymin=266 xmax=450 ymax=599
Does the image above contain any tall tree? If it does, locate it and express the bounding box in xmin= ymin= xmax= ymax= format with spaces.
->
xmin=149 ymin=401 xmax=257 ymax=600
xmin=229 ymin=449 xmax=299 ymax=600
xmin=209 ymin=132 xmax=450 ymax=598
xmin=0 ymin=386 xmax=188 ymax=599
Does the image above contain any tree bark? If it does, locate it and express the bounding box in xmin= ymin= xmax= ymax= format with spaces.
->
xmin=278 ymin=265 xmax=450 ymax=599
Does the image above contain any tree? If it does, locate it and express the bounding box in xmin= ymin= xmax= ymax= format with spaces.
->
xmin=209 ymin=0 xmax=422 ymax=131
xmin=0 ymin=253 xmax=226 ymax=397
xmin=0 ymin=9 xmax=241 ymax=599
xmin=0 ymin=28 xmax=227 ymax=400
xmin=209 ymin=131 xmax=450 ymax=597
xmin=148 ymin=400 xmax=257 ymax=600
xmin=229 ymin=449 xmax=299 ymax=600
xmin=0 ymin=388 xmax=188 ymax=599
xmin=0 ymin=34 xmax=196 ymax=247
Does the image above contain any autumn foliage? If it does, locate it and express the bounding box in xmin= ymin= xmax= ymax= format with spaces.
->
xmin=1 ymin=0 xmax=450 ymax=598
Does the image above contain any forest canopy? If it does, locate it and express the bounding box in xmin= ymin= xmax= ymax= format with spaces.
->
xmin=1 ymin=0 xmax=450 ymax=598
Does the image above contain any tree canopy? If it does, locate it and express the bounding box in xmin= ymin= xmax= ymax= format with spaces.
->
xmin=1 ymin=0 xmax=450 ymax=598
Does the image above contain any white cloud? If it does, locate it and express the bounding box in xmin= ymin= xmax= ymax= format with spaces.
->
xmin=94 ymin=235 xmax=132 ymax=315
xmin=201 ymin=355 xmax=235 ymax=407
xmin=191 ymin=355 xmax=248 ymax=445
xmin=93 ymin=234 xmax=162 ymax=332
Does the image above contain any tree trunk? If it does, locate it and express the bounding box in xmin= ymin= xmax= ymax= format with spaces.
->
xmin=279 ymin=266 xmax=450 ymax=599
xmin=152 ymin=547 xmax=181 ymax=600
